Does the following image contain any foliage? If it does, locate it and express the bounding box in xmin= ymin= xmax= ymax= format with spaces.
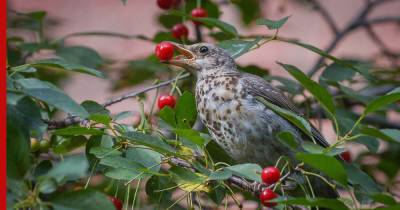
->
xmin=6 ymin=1 xmax=400 ymax=210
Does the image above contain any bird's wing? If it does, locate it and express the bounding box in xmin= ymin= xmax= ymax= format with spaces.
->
xmin=240 ymin=73 xmax=331 ymax=148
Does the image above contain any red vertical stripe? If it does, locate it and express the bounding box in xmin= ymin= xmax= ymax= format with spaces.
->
xmin=1 ymin=0 xmax=7 ymax=208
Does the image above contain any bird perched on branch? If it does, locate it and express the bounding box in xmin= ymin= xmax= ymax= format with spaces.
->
xmin=165 ymin=42 xmax=338 ymax=198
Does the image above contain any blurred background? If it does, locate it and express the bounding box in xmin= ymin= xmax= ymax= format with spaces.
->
xmin=8 ymin=0 xmax=400 ymax=117
xmin=7 ymin=0 xmax=400 ymax=208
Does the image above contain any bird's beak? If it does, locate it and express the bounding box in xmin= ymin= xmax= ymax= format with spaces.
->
xmin=162 ymin=42 xmax=198 ymax=73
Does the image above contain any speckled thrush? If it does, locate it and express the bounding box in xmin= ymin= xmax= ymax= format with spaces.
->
xmin=166 ymin=42 xmax=338 ymax=198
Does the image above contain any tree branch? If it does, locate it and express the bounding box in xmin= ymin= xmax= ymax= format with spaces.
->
xmin=309 ymin=0 xmax=339 ymax=35
xmin=168 ymin=157 xmax=289 ymax=196
xmin=308 ymin=0 xmax=399 ymax=76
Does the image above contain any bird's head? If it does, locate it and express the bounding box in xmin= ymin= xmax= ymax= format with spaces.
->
xmin=165 ymin=42 xmax=237 ymax=78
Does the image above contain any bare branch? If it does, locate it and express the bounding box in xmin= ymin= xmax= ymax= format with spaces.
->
xmin=365 ymin=24 xmax=398 ymax=61
xmin=308 ymin=0 xmax=399 ymax=77
xmin=308 ymin=0 xmax=339 ymax=35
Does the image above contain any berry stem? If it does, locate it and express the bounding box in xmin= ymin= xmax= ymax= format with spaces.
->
xmin=196 ymin=0 xmax=201 ymax=8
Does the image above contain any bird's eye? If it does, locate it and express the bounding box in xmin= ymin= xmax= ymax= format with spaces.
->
xmin=199 ymin=46 xmax=209 ymax=54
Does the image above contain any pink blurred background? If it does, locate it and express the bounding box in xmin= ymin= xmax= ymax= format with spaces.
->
xmin=8 ymin=1 xmax=400 ymax=208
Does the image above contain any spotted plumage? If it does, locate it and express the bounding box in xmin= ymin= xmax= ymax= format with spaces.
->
xmin=166 ymin=42 xmax=338 ymax=198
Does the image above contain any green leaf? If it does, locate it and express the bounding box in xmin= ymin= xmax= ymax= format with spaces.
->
xmin=9 ymin=96 xmax=47 ymax=137
xmin=56 ymin=46 xmax=104 ymax=68
xmin=338 ymin=84 xmax=372 ymax=104
xmin=208 ymin=170 xmax=232 ymax=181
xmin=7 ymin=178 xmax=30 ymax=203
xmin=274 ymin=197 xmax=349 ymax=210
xmin=31 ymin=58 xmax=105 ymax=78
xmin=33 ymin=160 xmax=53 ymax=177
xmin=37 ymin=177 xmax=57 ymax=194
xmin=169 ymin=166 xmax=207 ymax=184
xmin=175 ymin=91 xmax=197 ymax=128
xmin=225 ymin=163 xmax=262 ymax=182
xmin=194 ymin=17 xmax=238 ymax=37
xmin=343 ymin=163 xmax=381 ymax=193
xmin=256 ymin=97 xmax=313 ymax=138
xmin=46 ymin=155 xmax=89 ymax=183
xmin=205 ymin=141 xmax=236 ymax=165
xmin=353 ymin=136 xmax=380 ymax=153
xmin=175 ymin=129 xmax=207 ymax=146
xmin=104 ymin=168 xmax=142 ymax=180
xmin=159 ymin=106 xmax=177 ymax=128
xmin=89 ymin=114 xmax=111 ymax=124
xmin=320 ymin=62 xmax=356 ymax=82
xmin=7 ymin=106 xmax=32 ymax=179
xmin=51 ymin=189 xmax=115 ymax=210
xmin=125 ymin=147 xmax=162 ymax=173
xmin=363 ymin=93 xmax=400 ymax=115
xmin=360 ymin=126 xmax=398 ymax=143
xmin=145 ymin=176 xmax=175 ymax=208
xmin=232 ymin=0 xmax=261 ymax=25
xmin=52 ymin=126 xmax=104 ymax=136
xmin=89 ymin=146 xmax=122 ymax=158
xmin=256 ymin=16 xmax=290 ymax=30
xmin=276 ymin=131 xmax=300 ymax=151
xmin=296 ymin=153 xmax=347 ymax=185
xmin=381 ymin=129 xmax=400 ymax=143
xmin=370 ymin=193 xmax=397 ymax=205
xmin=218 ymin=37 xmax=262 ymax=58
xmin=278 ymin=62 xmax=336 ymax=116
xmin=27 ymin=11 xmax=47 ymax=21
xmin=124 ymin=131 xmax=176 ymax=154
xmin=158 ymin=13 xmax=182 ymax=28
xmin=302 ymin=142 xmax=325 ymax=154
xmin=52 ymin=136 xmax=87 ymax=154
xmin=16 ymin=78 xmax=89 ymax=118
xmin=100 ymin=156 xmax=149 ymax=180
xmin=81 ymin=100 xmax=110 ymax=115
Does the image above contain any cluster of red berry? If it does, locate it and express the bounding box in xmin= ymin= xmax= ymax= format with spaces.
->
xmin=157 ymin=0 xmax=208 ymax=39
xmin=259 ymin=166 xmax=281 ymax=207
xmin=155 ymin=0 xmax=209 ymax=61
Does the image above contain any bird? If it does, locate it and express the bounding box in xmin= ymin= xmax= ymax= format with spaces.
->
xmin=165 ymin=42 xmax=338 ymax=198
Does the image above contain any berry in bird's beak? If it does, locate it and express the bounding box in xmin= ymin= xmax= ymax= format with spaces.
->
xmin=161 ymin=42 xmax=198 ymax=73
xmin=155 ymin=42 xmax=175 ymax=61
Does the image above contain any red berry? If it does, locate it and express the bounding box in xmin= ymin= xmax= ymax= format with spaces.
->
xmin=340 ymin=151 xmax=352 ymax=163
xmin=155 ymin=42 xmax=174 ymax=61
xmin=191 ymin=8 xmax=208 ymax=25
xmin=259 ymin=189 xmax=278 ymax=207
xmin=109 ymin=196 xmax=123 ymax=210
xmin=172 ymin=23 xmax=189 ymax=40
xmin=158 ymin=94 xmax=176 ymax=109
xmin=261 ymin=166 xmax=281 ymax=184
xmin=157 ymin=0 xmax=180 ymax=10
